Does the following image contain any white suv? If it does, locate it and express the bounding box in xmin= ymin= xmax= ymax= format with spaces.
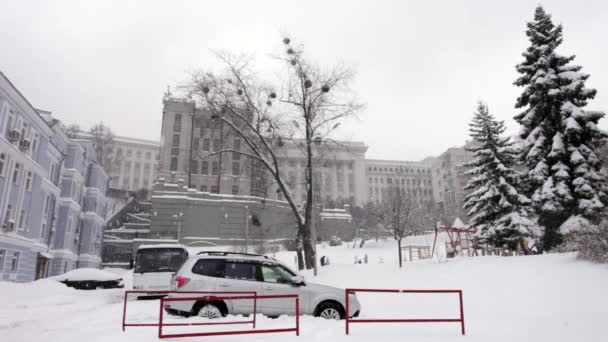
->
xmin=163 ymin=251 xmax=361 ymax=320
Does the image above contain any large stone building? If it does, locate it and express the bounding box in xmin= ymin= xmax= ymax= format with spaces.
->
xmin=159 ymin=99 xmax=253 ymax=196
xmin=159 ymin=99 xmax=369 ymax=206
xmin=431 ymin=145 xmax=474 ymax=224
xmin=77 ymin=133 xmax=160 ymax=191
xmin=0 ymin=71 xmax=108 ymax=282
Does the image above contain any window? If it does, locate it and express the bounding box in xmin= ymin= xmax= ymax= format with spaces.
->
xmin=193 ymin=138 xmax=200 ymax=151
xmin=261 ymin=264 xmax=295 ymax=283
xmin=202 ymin=138 xmax=210 ymax=151
xmin=0 ymin=249 xmax=4 ymax=272
xmin=194 ymin=117 xmax=202 ymax=128
xmin=11 ymin=251 xmax=20 ymax=272
xmin=232 ymin=161 xmax=240 ymax=175
xmin=146 ymin=152 xmax=151 ymax=160
xmin=200 ymin=185 xmax=208 ymax=192
xmin=4 ymin=205 xmax=12 ymax=225
xmin=348 ymin=162 xmax=353 ymax=170
xmin=25 ymin=171 xmax=32 ymax=191
xmin=289 ymin=160 xmax=295 ymax=167
xmin=212 ymin=161 xmax=219 ymax=175
xmin=170 ymin=157 xmax=178 ymax=171
xmin=348 ymin=174 xmax=355 ymax=192
xmin=171 ymin=148 xmax=180 ymax=156
xmin=191 ymin=160 xmax=199 ymax=174
xmin=232 ymin=185 xmax=239 ymax=195
xmin=192 ymin=259 xmax=225 ymax=277
xmin=127 ymin=150 xmax=132 ymax=157
xmin=174 ymin=113 xmax=182 ymax=132
xmin=5 ymin=114 xmax=13 ymax=137
xmin=44 ymin=195 xmax=50 ymax=215
xmin=136 ymin=151 xmax=142 ymax=159
xmin=213 ymin=139 xmax=220 ymax=152
xmin=172 ymin=134 xmax=180 ymax=147
xmin=0 ymin=153 xmax=5 ymax=177
xmin=211 ymin=185 xmax=219 ymax=193
xmin=233 ymin=139 xmax=241 ymax=160
xmin=225 ymin=262 xmax=257 ymax=281
xmin=18 ymin=209 xmax=26 ymax=228
xmin=201 ymin=161 xmax=209 ymax=175
xmin=50 ymin=163 xmax=56 ymax=183
xmin=13 ymin=163 xmax=21 ymax=184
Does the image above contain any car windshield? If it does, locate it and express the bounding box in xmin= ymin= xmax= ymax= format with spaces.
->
xmin=134 ymin=248 xmax=187 ymax=274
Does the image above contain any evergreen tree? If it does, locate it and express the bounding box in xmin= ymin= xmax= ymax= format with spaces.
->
xmin=513 ymin=6 xmax=608 ymax=250
xmin=464 ymin=102 xmax=537 ymax=250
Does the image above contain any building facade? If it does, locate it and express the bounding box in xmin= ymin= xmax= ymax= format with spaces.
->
xmin=431 ymin=145 xmax=474 ymax=224
xmin=0 ymin=72 xmax=108 ymax=282
xmin=159 ymin=99 xmax=369 ymax=206
xmin=159 ymin=99 xmax=252 ymax=196
xmin=77 ymin=133 xmax=160 ymax=191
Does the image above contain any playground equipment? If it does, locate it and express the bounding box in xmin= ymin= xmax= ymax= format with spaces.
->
xmin=400 ymin=245 xmax=431 ymax=262
xmin=431 ymin=221 xmax=477 ymax=258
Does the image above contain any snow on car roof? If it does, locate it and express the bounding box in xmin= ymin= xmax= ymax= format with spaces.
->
xmin=50 ymin=268 xmax=122 ymax=282
xmin=137 ymin=244 xmax=187 ymax=250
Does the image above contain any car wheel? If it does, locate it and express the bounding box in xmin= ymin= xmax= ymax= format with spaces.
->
xmin=194 ymin=301 xmax=227 ymax=319
xmin=314 ymin=301 xmax=345 ymax=320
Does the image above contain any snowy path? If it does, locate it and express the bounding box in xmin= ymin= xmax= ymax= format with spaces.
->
xmin=2 ymin=241 xmax=607 ymax=342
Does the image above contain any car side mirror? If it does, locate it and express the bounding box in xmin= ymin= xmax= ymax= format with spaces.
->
xmin=290 ymin=275 xmax=305 ymax=286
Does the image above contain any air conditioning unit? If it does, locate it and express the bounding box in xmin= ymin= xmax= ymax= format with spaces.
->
xmin=2 ymin=220 xmax=15 ymax=232
xmin=19 ymin=138 xmax=31 ymax=152
xmin=7 ymin=129 xmax=20 ymax=142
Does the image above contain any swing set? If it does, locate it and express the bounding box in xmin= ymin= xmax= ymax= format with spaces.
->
xmin=431 ymin=225 xmax=477 ymax=258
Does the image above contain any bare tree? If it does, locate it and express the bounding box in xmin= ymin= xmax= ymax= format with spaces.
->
xmin=184 ymin=37 xmax=363 ymax=270
xmin=65 ymin=123 xmax=81 ymax=139
xmin=89 ymin=122 xmax=121 ymax=175
xmin=379 ymin=186 xmax=429 ymax=268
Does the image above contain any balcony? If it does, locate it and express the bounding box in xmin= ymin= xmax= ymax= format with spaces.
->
xmin=19 ymin=139 xmax=31 ymax=152
xmin=7 ymin=129 xmax=20 ymax=143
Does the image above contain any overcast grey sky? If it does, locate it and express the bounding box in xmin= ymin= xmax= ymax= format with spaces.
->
xmin=1 ymin=0 xmax=607 ymax=160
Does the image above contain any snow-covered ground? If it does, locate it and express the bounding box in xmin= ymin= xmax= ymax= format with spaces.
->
xmin=2 ymin=238 xmax=607 ymax=342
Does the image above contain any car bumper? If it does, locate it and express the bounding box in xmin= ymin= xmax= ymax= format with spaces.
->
xmin=347 ymin=297 xmax=361 ymax=317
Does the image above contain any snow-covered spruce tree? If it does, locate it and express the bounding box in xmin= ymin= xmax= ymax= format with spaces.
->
xmin=513 ymin=6 xmax=608 ymax=251
xmin=464 ymin=102 xmax=537 ymax=251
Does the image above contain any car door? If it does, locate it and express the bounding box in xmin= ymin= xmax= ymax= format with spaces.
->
xmin=215 ymin=260 xmax=261 ymax=315
xmin=258 ymin=263 xmax=302 ymax=316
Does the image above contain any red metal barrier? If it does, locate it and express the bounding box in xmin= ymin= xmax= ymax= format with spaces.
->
xmin=121 ymin=290 xmax=256 ymax=331
xmin=345 ymin=288 xmax=465 ymax=336
xmin=159 ymin=294 xmax=300 ymax=339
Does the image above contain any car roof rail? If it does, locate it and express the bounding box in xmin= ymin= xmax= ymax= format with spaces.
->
xmin=196 ymin=251 xmax=276 ymax=260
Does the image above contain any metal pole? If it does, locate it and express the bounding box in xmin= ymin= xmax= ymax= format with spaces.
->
xmin=244 ymin=205 xmax=249 ymax=253
xmin=345 ymin=289 xmax=349 ymax=335
xmin=295 ymin=296 xmax=300 ymax=336
xmin=312 ymin=202 xmax=317 ymax=276
xmin=459 ymin=290 xmax=466 ymax=335
xmin=122 ymin=291 xmax=128 ymax=331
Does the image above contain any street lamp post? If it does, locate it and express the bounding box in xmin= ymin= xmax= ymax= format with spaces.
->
xmin=172 ymin=212 xmax=183 ymax=242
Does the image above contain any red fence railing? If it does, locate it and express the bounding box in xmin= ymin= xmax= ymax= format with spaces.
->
xmin=159 ymin=294 xmax=299 ymax=338
xmin=121 ymin=290 xmax=256 ymax=331
xmin=345 ymin=288 xmax=465 ymax=336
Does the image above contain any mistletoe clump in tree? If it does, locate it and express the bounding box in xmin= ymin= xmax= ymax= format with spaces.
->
xmin=464 ymin=102 xmax=537 ymax=251
xmin=513 ymin=6 xmax=608 ymax=250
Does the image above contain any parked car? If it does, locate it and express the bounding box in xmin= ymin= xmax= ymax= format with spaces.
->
xmin=51 ymin=268 xmax=124 ymax=290
xmin=132 ymin=244 xmax=188 ymax=295
xmin=164 ymin=251 xmax=360 ymax=320
xmin=329 ymin=236 xmax=342 ymax=246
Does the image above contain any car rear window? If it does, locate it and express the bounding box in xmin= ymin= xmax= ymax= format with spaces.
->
xmin=192 ymin=259 xmax=225 ymax=278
